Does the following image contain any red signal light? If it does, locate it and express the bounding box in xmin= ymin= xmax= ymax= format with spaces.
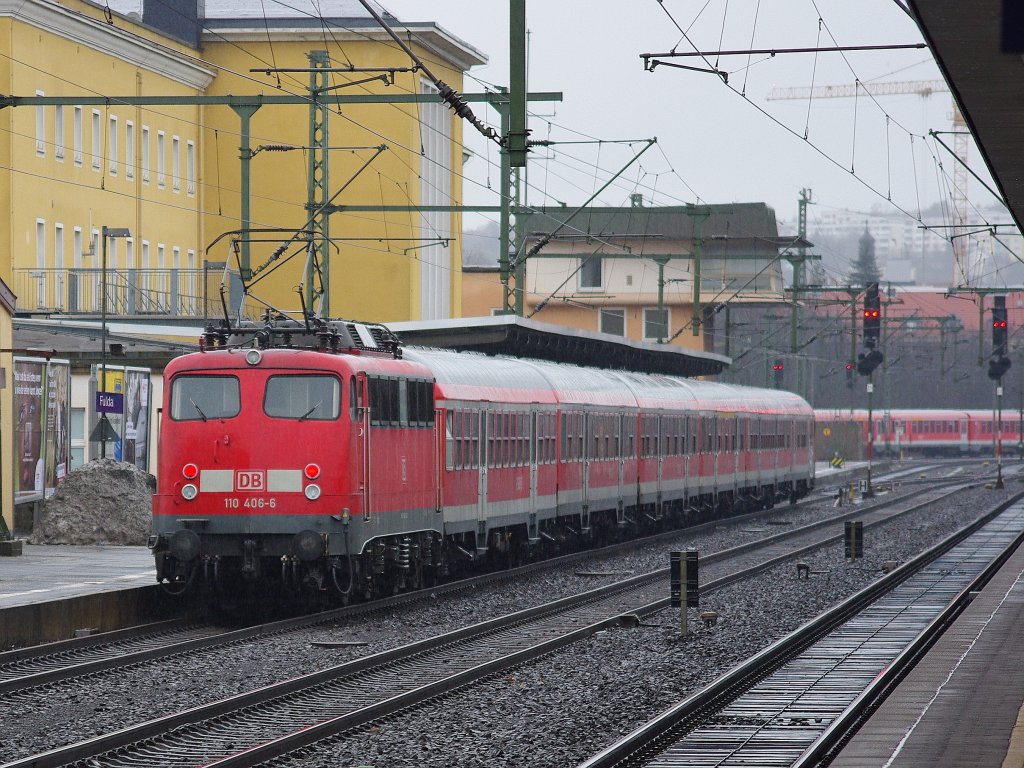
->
xmin=182 ymin=463 xmax=199 ymax=480
xmin=994 ymin=320 xmax=1008 ymax=328
xmin=304 ymin=463 xmax=321 ymax=480
xmin=845 ymin=363 xmax=854 ymax=371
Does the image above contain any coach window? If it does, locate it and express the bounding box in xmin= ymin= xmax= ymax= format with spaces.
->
xmin=170 ymin=375 xmax=240 ymax=420
xmin=445 ymin=412 xmax=454 ymax=470
xmin=398 ymin=380 xmax=409 ymax=426
xmin=264 ymin=375 xmax=340 ymax=420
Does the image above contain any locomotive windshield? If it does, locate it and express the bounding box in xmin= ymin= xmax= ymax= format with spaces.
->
xmin=264 ymin=375 xmax=340 ymax=421
xmin=170 ymin=375 xmax=240 ymax=421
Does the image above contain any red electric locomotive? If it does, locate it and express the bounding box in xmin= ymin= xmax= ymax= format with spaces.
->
xmin=151 ymin=318 xmax=815 ymax=602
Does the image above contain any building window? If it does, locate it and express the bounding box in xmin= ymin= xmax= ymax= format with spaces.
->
xmin=186 ymin=140 xmax=195 ymax=196
xmin=156 ymin=130 xmax=166 ymax=188
xmin=91 ymin=109 xmax=101 ymax=170
xmin=70 ymin=408 xmax=86 ymax=470
xmin=142 ymin=240 xmax=150 ymax=268
xmin=35 ymin=90 xmax=44 ymax=155
xmin=35 ymin=219 xmax=45 ymax=308
xmin=73 ymin=227 xmax=82 ymax=269
xmin=141 ymin=125 xmax=150 ymax=183
xmin=579 ymin=255 xmax=602 ymax=289
xmin=171 ymin=135 xmax=180 ymax=192
xmin=108 ymin=115 xmax=118 ymax=175
xmin=600 ymin=308 xmax=626 ymax=336
xmin=54 ymin=223 xmax=64 ymax=310
xmin=54 ymin=106 xmax=64 ymax=161
xmin=643 ymin=307 xmax=669 ymax=341
xmin=125 ymin=121 xmax=134 ymax=180
xmin=73 ymin=106 xmax=83 ymax=166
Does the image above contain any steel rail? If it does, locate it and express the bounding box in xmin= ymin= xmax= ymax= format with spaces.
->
xmin=0 ymin=478 xmax=984 ymax=768
xmin=577 ymin=490 xmax=1024 ymax=768
xmin=0 ymin=470 xmax=965 ymax=697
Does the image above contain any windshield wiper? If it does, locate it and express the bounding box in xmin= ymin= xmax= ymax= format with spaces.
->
xmin=297 ymin=401 xmax=322 ymax=422
xmin=189 ymin=397 xmax=208 ymax=422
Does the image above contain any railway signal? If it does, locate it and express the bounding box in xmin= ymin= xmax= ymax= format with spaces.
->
xmin=845 ymin=362 xmax=854 ymax=388
xmin=989 ymin=296 xmax=1012 ymax=381
xmin=773 ymin=360 xmax=784 ymax=388
xmin=992 ymin=295 xmax=1009 ymax=356
xmin=863 ymin=282 xmax=881 ymax=349
xmin=856 ymin=349 xmax=883 ymax=377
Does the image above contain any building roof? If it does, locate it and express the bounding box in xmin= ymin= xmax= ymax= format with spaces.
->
xmin=101 ymin=1 xmax=487 ymax=69
xmin=908 ymin=0 xmax=1024 ymax=236
xmin=518 ymin=203 xmax=783 ymax=254
xmin=807 ymin=286 xmax=1024 ymax=337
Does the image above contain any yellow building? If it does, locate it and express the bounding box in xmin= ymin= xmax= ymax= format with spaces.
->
xmin=0 ymin=0 xmax=483 ymax=527
xmin=0 ymin=278 xmax=13 ymax=534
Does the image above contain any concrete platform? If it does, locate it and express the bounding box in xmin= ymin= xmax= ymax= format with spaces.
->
xmin=831 ymin=527 xmax=1024 ymax=768
xmin=0 ymin=544 xmax=172 ymax=649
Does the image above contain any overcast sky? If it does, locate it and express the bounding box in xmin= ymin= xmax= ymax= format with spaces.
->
xmin=381 ymin=0 xmax=997 ymax=236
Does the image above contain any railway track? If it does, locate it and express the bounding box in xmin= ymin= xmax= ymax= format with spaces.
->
xmin=577 ymin=492 xmax=1024 ymax=768
xmin=0 ymin=462 xmax=974 ymax=697
xmin=0 ymin=474 xmax=996 ymax=768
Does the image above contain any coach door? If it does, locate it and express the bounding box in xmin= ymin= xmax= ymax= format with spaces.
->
xmin=477 ymin=411 xmax=489 ymax=540
xmin=352 ymin=373 xmax=371 ymax=521
xmin=529 ymin=412 xmax=539 ymax=518
xmin=582 ymin=413 xmax=591 ymax=518
xmin=616 ymin=414 xmax=626 ymax=521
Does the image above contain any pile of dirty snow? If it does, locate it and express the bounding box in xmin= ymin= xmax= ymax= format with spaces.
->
xmin=29 ymin=459 xmax=156 ymax=546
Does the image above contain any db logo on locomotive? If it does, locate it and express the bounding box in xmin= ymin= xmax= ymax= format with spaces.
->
xmin=235 ymin=471 xmax=265 ymax=491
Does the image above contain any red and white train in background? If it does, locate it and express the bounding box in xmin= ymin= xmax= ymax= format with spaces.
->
xmin=150 ymin=318 xmax=815 ymax=601
xmin=816 ymin=408 xmax=1024 ymax=457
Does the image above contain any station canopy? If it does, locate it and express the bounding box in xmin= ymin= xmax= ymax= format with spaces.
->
xmin=389 ymin=316 xmax=730 ymax=378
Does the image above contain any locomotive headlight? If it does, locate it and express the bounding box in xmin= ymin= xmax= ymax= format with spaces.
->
xmin=182 ymin=463 xmax=199 ymax=480
xmin=245 ymin=348 xmax=262 ymax=366
xmin=181 ymin=483 xmax=199 ymax=500
xmin=304 ymin=463 xmax=321 ymax=480
xmin=304 ymin=483 xmax=321 ymax=500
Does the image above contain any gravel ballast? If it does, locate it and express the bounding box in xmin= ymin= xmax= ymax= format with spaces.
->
xmin=0 ymin=481 xmax=1014 ymax=765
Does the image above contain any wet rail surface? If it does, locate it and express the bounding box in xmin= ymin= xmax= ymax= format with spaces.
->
xmin=0 ymin=474 xmax=995 ymax=768
xmin=578 ymin=493 xmax=1024 ymax=768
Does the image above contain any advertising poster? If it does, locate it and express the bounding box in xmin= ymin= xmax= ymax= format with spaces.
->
xmin=94 ymin=365 xmax=126 ymax=461
xmin=123 ymin=367 xmax=151 ymax=470
xmin=44 ymin=360 xmax=71 ymax=495
xmin=13 ymin=359 xmax=46 ymax=502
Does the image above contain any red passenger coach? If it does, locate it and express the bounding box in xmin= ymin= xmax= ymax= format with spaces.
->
xmin=151 ymin=318 xmax=815 ymax=603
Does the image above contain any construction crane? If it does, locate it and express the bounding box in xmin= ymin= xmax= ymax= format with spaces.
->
xmin=767 ymin=80 xmax=970 ymax=286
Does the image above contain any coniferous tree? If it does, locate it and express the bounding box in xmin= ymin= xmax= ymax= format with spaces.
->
xmin=849 ymin=223 xmax=882 ymax=286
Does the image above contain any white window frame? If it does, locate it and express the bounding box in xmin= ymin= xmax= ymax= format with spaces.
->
xmin=108 ymin=115 xmax=118 ymax=175
xmin=642 ymin=307 xmax=670 ymax=341
xmin=54 ymin=105 xmax=64 ymax=161
xmin=54 ymin=223 xmax=64 ymax=310
xmin=125 ymin=121 xmax=134 ymax=180
xmin=171 ymin=135 xmax=180 ymax=192
xmin=141 ymin=125 xmax=150 ymax=183
xmin=73 ymin=106 xmax=83 ymax=166
xmin=35 ymin=90 xmax=44 ymax=156
xmin=73 ymin=226 xmax=82 ymax=269
xmin=91 ymin=109 xmax=101 ymax=171
xmin=599 ymin=307 xmax=626 ymax=337
xmin=156 ymin=130 xmax=166 ymax=188
xmin=35 ymin=219 xmax=46 ymax=307
xmin=142 ymin=240 xmax=150 ymax=269
xmin=186 ymin=140 xmax=195 ymax=196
